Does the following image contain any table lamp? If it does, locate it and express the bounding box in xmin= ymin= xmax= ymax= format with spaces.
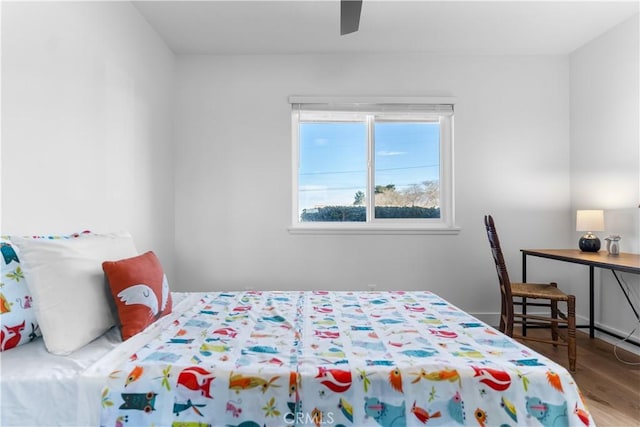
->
xmin=576 ymin=209 xmax=604 ymax=252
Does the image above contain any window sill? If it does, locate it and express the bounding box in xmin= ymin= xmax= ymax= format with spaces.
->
xmin=288 ymin=224 xmax=461 ymax=235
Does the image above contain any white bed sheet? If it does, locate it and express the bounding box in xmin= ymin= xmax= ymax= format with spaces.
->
xmin=1 ymin=325 xmax=122 ymax=426
xmin=0 ymin=292 xmax=191 ymax=427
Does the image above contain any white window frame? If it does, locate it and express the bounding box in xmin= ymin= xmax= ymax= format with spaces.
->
xmin=289 ymin=96 xmax=459 ymax=235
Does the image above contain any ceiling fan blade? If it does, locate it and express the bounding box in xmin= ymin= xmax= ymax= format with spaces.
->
xmin=340 ymin=0 xmax=362 ymax=35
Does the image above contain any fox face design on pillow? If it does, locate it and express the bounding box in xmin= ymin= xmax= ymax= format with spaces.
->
xmin=117 ymin=275 xmax=170 ymax=320
xmin=103 ymin=251 xmax=173 ymax=340
xmin=1 ymin=321 xmax=26 ymax=351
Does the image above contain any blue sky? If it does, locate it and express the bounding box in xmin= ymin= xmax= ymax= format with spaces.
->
xmin=299 ymin=121 xmax=439 ymax=211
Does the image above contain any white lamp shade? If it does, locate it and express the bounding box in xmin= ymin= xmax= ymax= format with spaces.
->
xmin=576 ymin=210 xmax=604 ymax=232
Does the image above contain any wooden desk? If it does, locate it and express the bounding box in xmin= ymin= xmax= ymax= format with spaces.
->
xmin=521 ymin=249 xmax=640 ymax=345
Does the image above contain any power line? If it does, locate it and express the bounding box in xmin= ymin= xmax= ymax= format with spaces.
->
xmin=300 ymin=181 xmax=439 ymax=192
xmin=300 ymin=164 xmax=438 ymax=176
xmin=300 ymin=186 xmax=364 ymax=192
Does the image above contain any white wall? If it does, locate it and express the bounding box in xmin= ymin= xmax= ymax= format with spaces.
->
xmin=570 ymin=14 xmax=640 ymax=345
xmin=173 ymin=53 xmax=573 ymax=318
xmin=1 ymin=2 xmax=176 ymax=277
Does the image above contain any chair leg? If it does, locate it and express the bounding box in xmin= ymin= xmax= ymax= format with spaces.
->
xmin=500 ymin=295 xmax=508 ymax=334
xmin=504 ymin=314 xmax=513 ymax=337
xmin=521 ymin=296 xmax=527 ymax=336
xmin=567 ymin=295 xmax=577 ymax=372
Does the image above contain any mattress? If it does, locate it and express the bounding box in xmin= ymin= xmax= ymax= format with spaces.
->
xmin=95 ymin=291 xmax=594 ymax=427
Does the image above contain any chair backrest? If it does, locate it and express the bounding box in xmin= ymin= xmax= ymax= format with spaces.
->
xmin=484 ymin=215 xmax=514 ymax=332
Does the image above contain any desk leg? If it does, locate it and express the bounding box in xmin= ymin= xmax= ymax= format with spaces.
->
xmin=521 ymin=253 xmax=528 ymax=336
xmin=589 ymin=265 xmax=594 ymax=338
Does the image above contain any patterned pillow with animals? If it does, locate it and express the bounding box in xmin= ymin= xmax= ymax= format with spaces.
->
xmin=0 ymin=231 xmax=90 ymax=351
xmin=102 ymin=251 xmax=172 ymax=340
xmin=0 ymin=238 xmax=37 ymax=351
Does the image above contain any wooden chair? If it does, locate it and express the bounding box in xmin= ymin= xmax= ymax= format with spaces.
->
xmin=484 ymin=215 xmax=577 ymax=372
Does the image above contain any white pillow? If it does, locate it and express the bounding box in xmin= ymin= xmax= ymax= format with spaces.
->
xmin=10 ymin=232 xmax=137 ymax=355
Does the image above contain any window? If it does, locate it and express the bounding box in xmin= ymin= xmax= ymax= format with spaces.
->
xmin=290 ymin=97 xmax=458 ymax=234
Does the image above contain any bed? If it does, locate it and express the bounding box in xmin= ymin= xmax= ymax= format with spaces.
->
xmin=1 ymin=233 xmax=594 ymax=427
xmin=2 ymin=290 xmax=594 ymax=427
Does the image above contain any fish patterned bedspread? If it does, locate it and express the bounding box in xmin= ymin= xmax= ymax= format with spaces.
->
xmin=99 ymin=291 xmax=594 ymax=427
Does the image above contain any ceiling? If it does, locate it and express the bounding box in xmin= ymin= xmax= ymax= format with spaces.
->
xmin=133 ymin=0 xmax=639 ymax=55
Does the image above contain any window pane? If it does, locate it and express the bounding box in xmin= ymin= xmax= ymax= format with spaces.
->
xmin=298 ymin=122 xmax=367 ymax=222
xmin=374 ymin=122 xmax=440 ymax=219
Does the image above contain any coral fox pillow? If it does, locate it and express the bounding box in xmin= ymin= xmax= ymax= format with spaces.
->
xmin=102 ymin=251 xmax=172 ymax=340
xmin=11 ymin=231 xmax=137 ymax=355
xmin=1 ymin=231 xmax=91 ymax=352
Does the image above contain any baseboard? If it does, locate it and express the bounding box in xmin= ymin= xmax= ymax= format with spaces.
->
xmin=591 ymin=322 xmax=640 ymax=355
xmin=471 ymin=312 xmax=499 ymax=328
xmin=471 ymin=312 xmax=640 ymax=356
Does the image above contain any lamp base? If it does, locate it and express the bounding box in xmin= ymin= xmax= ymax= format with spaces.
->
xmin=579 ymin=234 xmax=601 ymax=252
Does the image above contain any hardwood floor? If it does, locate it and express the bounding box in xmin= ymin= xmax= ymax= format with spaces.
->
xmin=516 ymin=329 xmax=640 ymax=426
